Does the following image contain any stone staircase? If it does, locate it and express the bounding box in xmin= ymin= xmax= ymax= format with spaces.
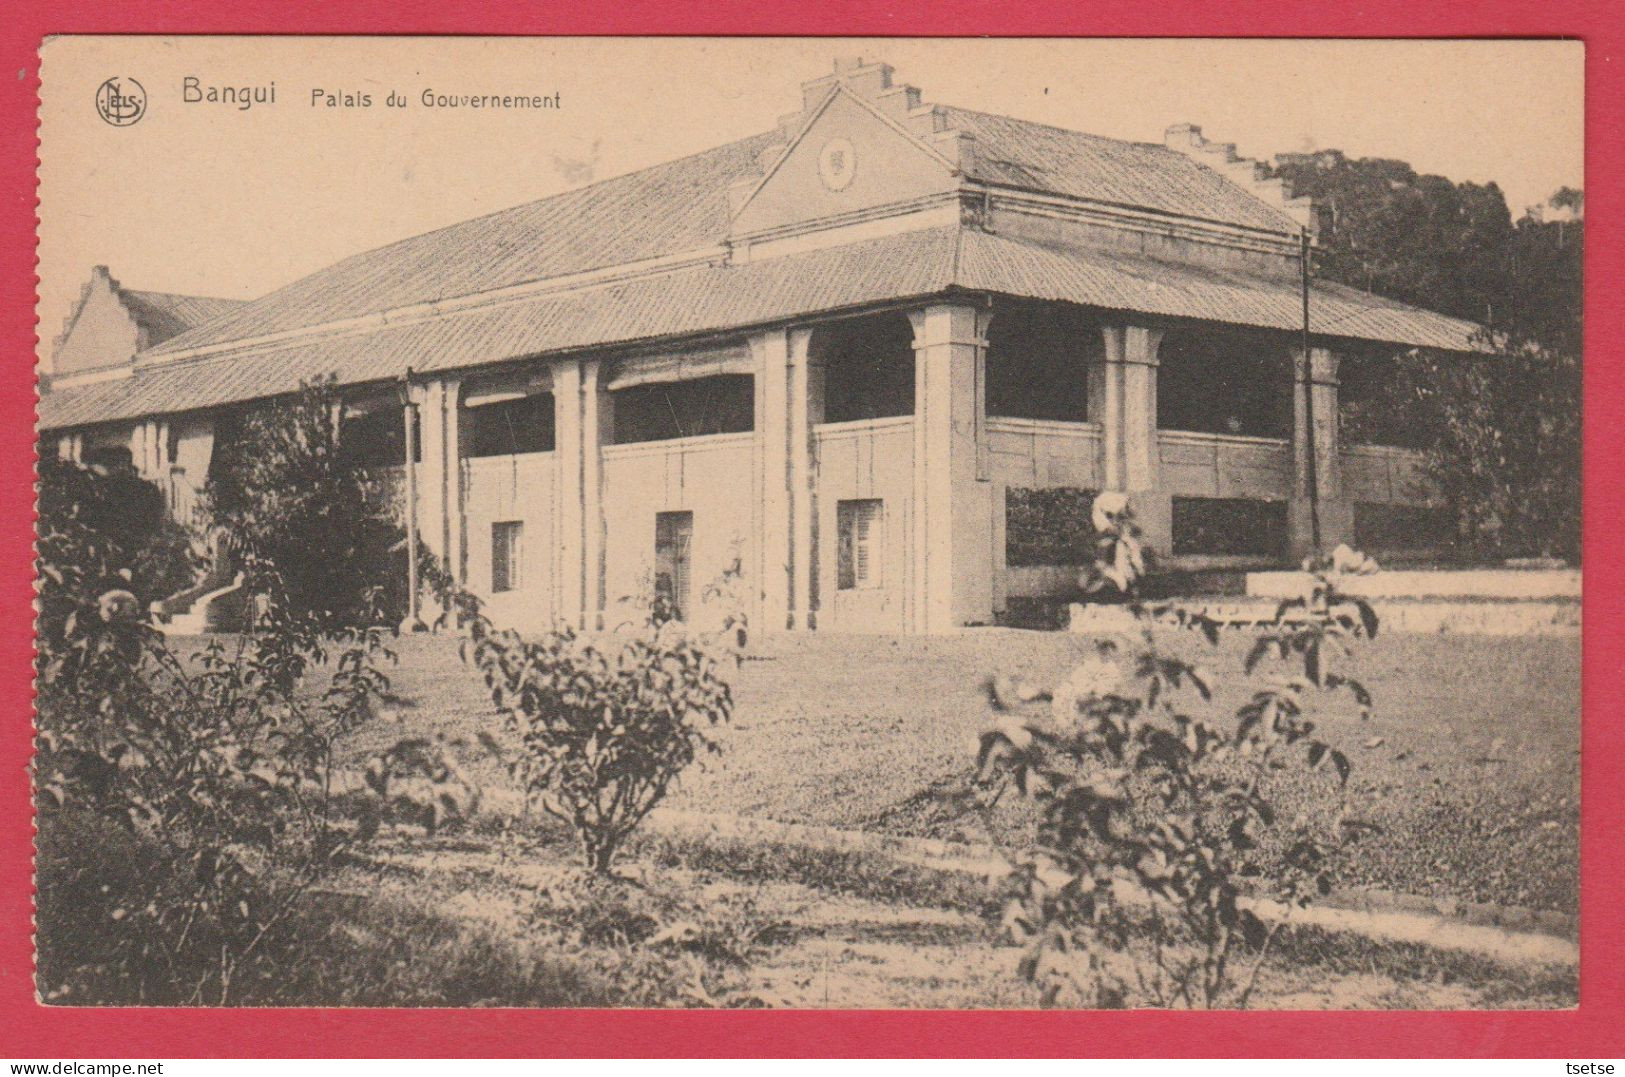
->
xmin=151 ymin=570 xmax=247 ymax=636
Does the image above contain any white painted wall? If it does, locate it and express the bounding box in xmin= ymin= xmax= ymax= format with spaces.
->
xmin=813 ymin=417 xmax=915 ymax=633
xmin=601 ymin=433 xmax=757 ymax=634
xmin=461 ymin=451 xmax=557 ymax=633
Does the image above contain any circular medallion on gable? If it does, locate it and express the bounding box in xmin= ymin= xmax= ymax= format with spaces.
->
xmin=817 ymin=137 xmax=857 ymax=191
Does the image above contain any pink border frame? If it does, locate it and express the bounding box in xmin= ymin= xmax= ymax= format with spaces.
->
xmin=2 ymin=2 xmax=1619 ymax=1057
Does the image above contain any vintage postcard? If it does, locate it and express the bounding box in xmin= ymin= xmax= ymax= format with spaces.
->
xmin=32 ymin=36 xmax=1582 ymax=1010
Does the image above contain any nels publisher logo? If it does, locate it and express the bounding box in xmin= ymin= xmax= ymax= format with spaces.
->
xmin=95 ymin=77 xmax=146 ymax=126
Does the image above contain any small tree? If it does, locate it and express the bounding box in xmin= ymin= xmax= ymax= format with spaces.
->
xmin=205 ymin=377 xmax=415 ymax=687
xmin=463 ymin=616 xmax=733 ymax=874
xmin=1387 ymin=342 xmax=1580 ymax=563
xmin=976 ymin=493 xmax=1378 ymax=1008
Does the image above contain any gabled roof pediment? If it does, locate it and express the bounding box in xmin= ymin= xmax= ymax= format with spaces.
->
xmin=727 ymin=61 xmax=968 ymax=240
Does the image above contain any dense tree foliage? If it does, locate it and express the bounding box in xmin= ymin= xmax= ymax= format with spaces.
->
xmin=36 ymin=455 xmax=201 ymax=653
xmin=1274 ymin=151 xmax=1517 ymax=325
xmin=1271 ymin=152 xmax=1582 ymax=561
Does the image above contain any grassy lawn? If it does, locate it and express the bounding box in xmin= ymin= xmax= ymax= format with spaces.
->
xmin=324 ymin=827 xmax=1576 ymax=1009
xmin=310 ymin=623 xmax=1579 ymax=914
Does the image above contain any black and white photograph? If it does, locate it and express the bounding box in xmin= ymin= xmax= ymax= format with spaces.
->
xmin=33 ymin=36 xmax=1582 ymax=1010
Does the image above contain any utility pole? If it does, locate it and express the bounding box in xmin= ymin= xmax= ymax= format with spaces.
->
xmin=1300 ymin=227 xmax=1322 ymax=553
xmin=401 ymin=367 xmax=423 ymax=632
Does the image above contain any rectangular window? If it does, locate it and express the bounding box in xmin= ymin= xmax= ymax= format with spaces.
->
xmin=491 ymin=521 xmax=523 ymax=593
xmin=837 ymin=499 xmax=884 ymax=590
xmin=464 ymin=392 xmax=555 ymax=457
xmin=341 ymin=404 xmax=421 ymax=468
xmin=654 ymin=511 xmax=694 ymax=620
xmin=613 ymin=375 xmax=755 ymax=445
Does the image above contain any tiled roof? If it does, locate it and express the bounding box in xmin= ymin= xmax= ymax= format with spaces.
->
xmin=41 ymin=229 xmax=962 ymax=430
xmin=121 ymin=289 xmax=246 ymax=345
xmin=142 ymin=108 xmax=1302 ymax=361
xmin=955 ymin=231 xmax=1482 ymax=351
xmin=945 ymin=108 xmax=1297 ymax=234
xmin=39 ymin=225 xmax=1480 ymax=432
xmin=143 ymin=133 xmax=784 ymax=357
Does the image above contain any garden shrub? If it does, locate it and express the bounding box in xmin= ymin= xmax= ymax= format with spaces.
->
xmin=977 ymin=492 xmax=1379 ymax=1008
xmin=37 ymin=455 xmax=202 ymax=634
xmin=463 ymin=616 xmax=734 ymax=874
xmin=33 ymin=611 xmax=395 ymax=1004
xmin=35 ymin=405 xmax=410 ymax=1005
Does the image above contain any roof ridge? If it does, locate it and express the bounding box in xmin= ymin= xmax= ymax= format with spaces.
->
xmin=288 ymin=128 xmax=779 ymax=276
xmin=938 ymin=103 xmax=1172 ymax=153
xmin=124 ymin=286 xmax=248 ymax=305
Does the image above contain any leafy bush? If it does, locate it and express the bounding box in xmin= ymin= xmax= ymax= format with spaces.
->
xmin=35 ymin=820 xmax=663 ymax=1006
xmin=37 ymin=455 xmax=202 ymax=637
xmin=463 ymin=618 xmax=734 ymax=874
xmin=205 ymin=377 xmax=419 ymax=687
xmin=35 ymin=419 xmax=403 ymax=1005
xmin=1397 ymin=346 xmax=1580 ymax=563
xmin=976 ymin=493 xmax=1379 ymax=1008
xmin=34 ymin=614 xmax=395 ymax=1004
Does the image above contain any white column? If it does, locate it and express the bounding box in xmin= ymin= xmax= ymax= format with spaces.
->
xmin=582 ymin=359 xmax=612 ymax=630
xmin=415 ymin=377 xmax=464 ymax=592
xmin=754 ymin=327 xmax=817 ymax=631
xmin=553 ymin=358 xmax=611 ymax=630
xmin=787 ymin=327 xmax=816 ymax=629
xmin=155 ymin=421 xmax=171 ymax=480
xmin=553 ymin=360 xmax=585 ymax=627
xmin=417 ymin=382 xmax=446 ymax=561
xmin=1100 ymin=324 xmax=1170 ymax=555
xmin=908 ymin=302 xmax=994 ymax=633
xmin=443 ymin=379 xmax=465 ymax=585
xmin=132 ymin=421 xmax=159 ymax=479
xmin=754 ymin=330 xmax=792 ymax=632
xmin=401 ymin=388 xmax=422 ymax=630
xmin=1290 ymin=345 xmax=1351 ymax=558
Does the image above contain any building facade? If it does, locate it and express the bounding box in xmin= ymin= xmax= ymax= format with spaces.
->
xmin=39 ymin=58 xmax=1479 ymax=635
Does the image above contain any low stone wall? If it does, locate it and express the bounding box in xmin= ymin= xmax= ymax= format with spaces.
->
xmin=1246 ymin=568 xmax=1580 ymax=601
xmin=1070 ymin=595 xmax=1580 ymax=636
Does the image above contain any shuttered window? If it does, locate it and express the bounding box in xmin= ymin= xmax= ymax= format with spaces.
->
xmin=837 ymin=499 xmax=884 ymax=590
xmin=654 ymin=511 xmax=694 ymax=621
xmin=491 ymin=521 xmax=523 ymax=593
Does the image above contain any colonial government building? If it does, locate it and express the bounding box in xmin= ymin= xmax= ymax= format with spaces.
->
xmin=40 ymin=59 xmax=1479 ymax=635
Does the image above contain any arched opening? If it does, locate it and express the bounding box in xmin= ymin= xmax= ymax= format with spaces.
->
xmin=815 ymin=312 xmax=916 ymax=424
xmin=985 ymin=299 xmax=1099 ymax=422
xmin=1157 ymin=327 xmax=1293 ymax=439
